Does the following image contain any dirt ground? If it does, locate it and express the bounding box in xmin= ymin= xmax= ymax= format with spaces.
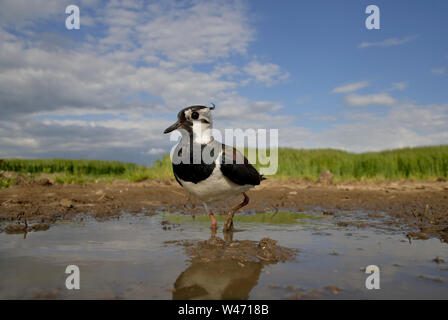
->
xmin=0 ymin=176 xmax=447 ymax=241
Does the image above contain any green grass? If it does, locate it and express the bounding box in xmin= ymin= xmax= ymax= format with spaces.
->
xmin=266 ymin=145 xmax=448 ymax=181
xmin=0 ymin=177 xmax=15 ymax=189
xmin=0 ymin=145 xmax=447 ymax=186
xmin=0 ymin=156 xmax=172 ymax=185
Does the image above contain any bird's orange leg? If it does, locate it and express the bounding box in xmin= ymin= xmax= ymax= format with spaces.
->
xmin=223 ymin=192 xmax=249 ymax=232
xmin=204 ymin=202 xmax=217 ymax=229
xmin=210 ymin=213 xmax=217 ymax=229
xmin=210 ymin=223 xmax=217 ymax=240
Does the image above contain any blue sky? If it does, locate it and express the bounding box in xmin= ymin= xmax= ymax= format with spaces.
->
xmin=246 ymin=1 xmax=448 ymax=127
xmin=0 ymin=0 xmax=447 ymax=165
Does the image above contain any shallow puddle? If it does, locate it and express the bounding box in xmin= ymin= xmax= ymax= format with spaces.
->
xmin=0 ymin=211 xmax=447 ymax=299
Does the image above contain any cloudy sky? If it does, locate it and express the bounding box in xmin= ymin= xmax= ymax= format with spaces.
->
xmin=0 ymin=0 xmax=447 ymax=165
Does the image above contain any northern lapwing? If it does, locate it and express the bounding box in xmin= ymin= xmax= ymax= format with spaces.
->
xmin=163 ymin=105 xmax=264 ymax=231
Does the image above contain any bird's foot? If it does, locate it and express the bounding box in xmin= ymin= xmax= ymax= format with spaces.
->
xmin=210 ymin=227 xmax=217 ymax=240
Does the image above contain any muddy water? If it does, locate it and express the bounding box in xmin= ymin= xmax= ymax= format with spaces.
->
xmin=0 ymin=211 xmax=447 ymax=299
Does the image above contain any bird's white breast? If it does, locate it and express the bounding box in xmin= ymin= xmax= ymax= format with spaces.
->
xmin=178 ymin=152 xmax=252 ymax=203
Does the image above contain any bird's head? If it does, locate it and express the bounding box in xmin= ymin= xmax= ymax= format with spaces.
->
xmin=164 ymin=105 xmax=215 ymax=137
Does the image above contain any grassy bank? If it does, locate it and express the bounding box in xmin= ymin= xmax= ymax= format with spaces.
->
xmin=0 ymin=157 xmax=172 ymax=185
xmin=270 ymin=145 xmax=448 ymax=181
xmin=1 ymin=145 xmax=447 ymax=185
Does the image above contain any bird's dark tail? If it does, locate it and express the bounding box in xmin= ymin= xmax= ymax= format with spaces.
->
xmin=260 ymin=174 xmax=267 ymax=181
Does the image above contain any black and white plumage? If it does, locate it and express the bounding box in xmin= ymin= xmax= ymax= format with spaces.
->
xmin=164 ymin=105 xmax=264 ymax=231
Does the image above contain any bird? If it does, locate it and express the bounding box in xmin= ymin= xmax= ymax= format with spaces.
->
xmin=163 ymin=104 xmax=264 ymax=232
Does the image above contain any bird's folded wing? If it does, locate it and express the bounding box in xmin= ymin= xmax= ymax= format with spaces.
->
xmin=220 ymin=145 xmax=262 ymax=186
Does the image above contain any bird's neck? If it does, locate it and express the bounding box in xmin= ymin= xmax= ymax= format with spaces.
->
xmin=192 ymin=121 xmax=213 ymax=144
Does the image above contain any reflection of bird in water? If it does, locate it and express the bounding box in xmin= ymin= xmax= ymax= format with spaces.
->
xmin=172 ymin=227 xmax=297 ymax=300
xmin=173 ymin=259 xmax=263 ymax=300
xmin=173 ymin=221 xmax=298 ymax=300
xmin=173 ymin=228 xmax=263 ymax=300
xmin=173 ymin=228 xmax=260 ymax=299
xmin=163 ymin=105 xmax=264 ymax=232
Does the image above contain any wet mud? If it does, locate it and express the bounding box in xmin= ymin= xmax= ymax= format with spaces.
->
xmin=1 ymin=178 xmax=447 ymax=241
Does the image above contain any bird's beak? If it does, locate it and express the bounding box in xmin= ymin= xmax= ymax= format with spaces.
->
xmin=164 ymin=120 xmax=181 ymax=134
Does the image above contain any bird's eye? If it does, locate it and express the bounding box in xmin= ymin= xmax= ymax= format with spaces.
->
xmin=191 ymin=111 xmax=199 ymax=120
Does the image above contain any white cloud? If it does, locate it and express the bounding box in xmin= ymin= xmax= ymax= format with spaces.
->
xmin=134 ymin=1 xmax=254 ymax=64
xmin=431 ymin=67 xmax=446 ymax=75
xmin=281 ymin=103 xmax=448 ymax=152
xmin=390 ymin=82 xmax=408 ymax=91
xmin=0 ymin=137 xmax=40 ymax=149
xmin=331 ymin=81 xmax=369 ymax=94
xmin=0 ymin=0 xmax=66 ymax=29
xmin=145 ymin=148 xmax=166 ymax=155
xmin=358 ymin=35 xmax=417 ymax=48
xmin=243 ymin=60 xmax=290 ymax=86
xmin=0 ymin=0 xmax=290 ymax=163
xmin=310 ymin=115 xmax=337 ymax=122
xmin=295 ymin=96 xmax=311 ymax=105
xmin=344 ymin=93 xmax=396 ymax=107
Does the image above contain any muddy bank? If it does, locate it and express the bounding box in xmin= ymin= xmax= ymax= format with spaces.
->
xmin=0 ymin=178 xmax=447 ymax=241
